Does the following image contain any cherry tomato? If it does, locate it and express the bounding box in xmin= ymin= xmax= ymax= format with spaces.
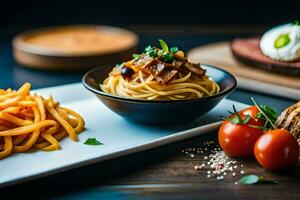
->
xmin=239 ymin=106 xmax=264 ymax=126
xmin=254 ymin=129 xmax=299 ymax=170
xmin=239 ymin=106 xmax=260 ymax=117
xmin=218 ymin=119 xmax=264 ymax=157
xmin=218 ymin=106 xmax=265 ymax=158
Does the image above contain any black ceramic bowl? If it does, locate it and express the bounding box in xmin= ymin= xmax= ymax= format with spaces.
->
xmin=82 ymin=64 xmax=237 ymax=125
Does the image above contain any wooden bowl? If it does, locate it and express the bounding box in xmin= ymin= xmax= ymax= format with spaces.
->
xmin=12 ymin=25 xmax=139 ymax=70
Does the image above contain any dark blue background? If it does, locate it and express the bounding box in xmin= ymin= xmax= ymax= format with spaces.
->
xmin=0 ymin=1 xmax=298 ymax=198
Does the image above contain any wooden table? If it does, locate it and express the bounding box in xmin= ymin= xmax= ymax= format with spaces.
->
xmin=2 ymin=131 xmax=300 ymax=199
xmin=0 ymin=25 xmax=299 ymax=199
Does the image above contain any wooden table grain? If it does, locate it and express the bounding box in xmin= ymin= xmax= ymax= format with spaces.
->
xmin=3 ymin=131 xmax=299 ymax=200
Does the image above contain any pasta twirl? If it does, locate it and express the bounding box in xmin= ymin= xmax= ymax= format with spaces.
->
xmin=101 ymin=40 xmax=220 ymax=100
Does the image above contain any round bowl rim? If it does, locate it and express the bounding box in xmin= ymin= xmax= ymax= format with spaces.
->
xmin=82 ymin=64 xmax=237 ymax=104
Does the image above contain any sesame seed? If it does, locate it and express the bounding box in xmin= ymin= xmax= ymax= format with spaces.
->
xmin=194 ymin=165 xmax=201 ymax=170
xmin=183 ymin=140 xmax=247 ymax=183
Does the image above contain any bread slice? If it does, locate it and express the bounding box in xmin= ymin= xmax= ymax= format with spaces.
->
xmin=275 ymin=102 xmax=300 ymax=146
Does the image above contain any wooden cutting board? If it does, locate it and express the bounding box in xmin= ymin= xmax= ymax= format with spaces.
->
xmin=231 ymin=38 xmax=300 ymax=76
xmin=188 ymin=41 xmax=300 ymax=90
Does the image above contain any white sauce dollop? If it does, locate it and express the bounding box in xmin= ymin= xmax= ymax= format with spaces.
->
xmin=260 ymin=23 xmax=300 ymax=61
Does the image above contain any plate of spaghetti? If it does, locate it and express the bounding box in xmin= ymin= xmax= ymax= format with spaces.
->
xmin=83 ymin=40 xmax=237 ymax=124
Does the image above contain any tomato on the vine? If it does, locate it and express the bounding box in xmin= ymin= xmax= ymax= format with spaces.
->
xmin=254 ymin=129 xmax=299 ymax=170
xmin=239 ymin=106 xmax=265 ymax=126
xmin=218 ymin=106 xmax=265 ymax=158
xmin=239 ymin=106 xmax=260 ymax=118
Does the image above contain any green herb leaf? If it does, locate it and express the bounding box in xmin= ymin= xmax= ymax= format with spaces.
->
xmin=228 ymin=116 xmax=241 ymax=124
xmin=132 ymin=54 xmax=141 ymax=59
xmin=116 ymin=63 xmax=123 ymax=67
xmin=293 ymin=20 xmax=300 ymax=26
xmin=159 ymin=39 xmax=169 ymax=52
xmin=232 ymin=105 xmax=242 ymax=121
xmin=252 ymin=97 xmax=277 ymax=130
xmin=259 ymin=105 xmax=278 ymax=121
xmin=84 ymin=138 xmax=103 ymax=145
xmin=239 ymin=175 xmax=260 ymax=185
xmin=225 ymin=105 xmax=252 ymax=125
xmin=145 ymin=45 xmax=152 ymax=52
xmin=226 ymin=110 xmax=234 ymax=115
xmin=162 ymin=53 xmax=174 ymax=62
xmin=148 ymin=49 xmax=159 ymax=57
xmin=274 ymin=33 xmax=290 ymax=49
xmin=145 ymin=45 xmax=159 ymax=58
xmin=170 ymin=46 xmax=179 ymax=53
xmin=239 ymin=174 xmax=279 ymax=185
xmin=243 ymin=115 xmax=251 ymax=124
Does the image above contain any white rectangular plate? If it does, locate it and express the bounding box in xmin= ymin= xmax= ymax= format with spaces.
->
xmin=0 ymin=83 xmax=247 ymax=187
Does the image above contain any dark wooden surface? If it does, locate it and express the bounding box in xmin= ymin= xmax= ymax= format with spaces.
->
xmin=0 ymin=25 xmax=299 ymax=199
xmin=2 ymin=131 xmax=300 ymax=199
xmin=96 ymin=133 xmax=300 ymax=200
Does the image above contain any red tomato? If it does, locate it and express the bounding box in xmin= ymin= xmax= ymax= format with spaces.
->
xmin=218 ymin=106 xmax=265 ymax=158
xmin=254 ymin=129 xmax=299 ymax=170
xmin=239 ymin=106 xmax=260 ymax=117
xmin=218 ymin=120 xmax=264 ymax=157
xmin=239 ymin=106 xmax=264 ymax=126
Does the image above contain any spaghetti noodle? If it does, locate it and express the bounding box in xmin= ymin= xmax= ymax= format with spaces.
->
xmin=0 ymin=83 xmax=85 ymax=159
xmin=101 ymin=40 xmax=220 ymax=100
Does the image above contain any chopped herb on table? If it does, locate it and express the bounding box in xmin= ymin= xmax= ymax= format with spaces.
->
xmin=84 ymin=138 xmax=103 ymax=145
xmin=238 ymin=174 xmax=279 ymax=185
